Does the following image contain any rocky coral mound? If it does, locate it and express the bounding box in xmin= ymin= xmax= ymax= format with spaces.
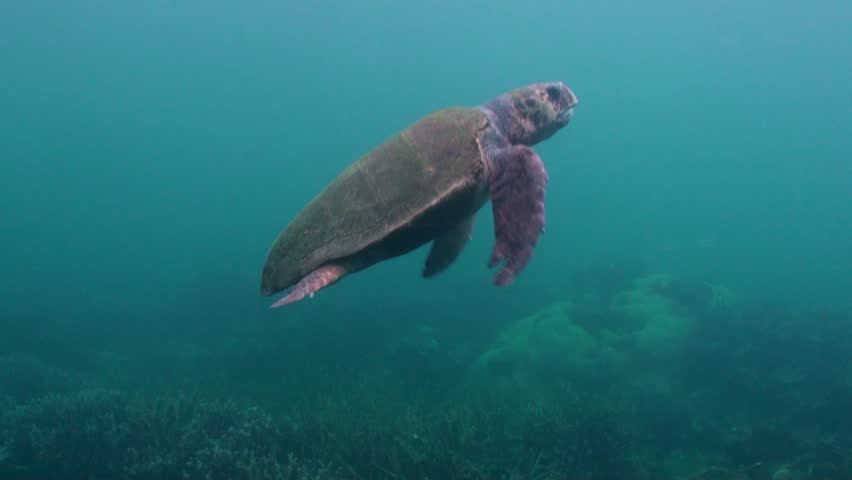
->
xmin=470 ymin=273 xmax=724 ymax=391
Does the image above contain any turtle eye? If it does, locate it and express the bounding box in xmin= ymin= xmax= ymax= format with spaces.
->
xmin=545 ymin=86 xmax=561 ymax=102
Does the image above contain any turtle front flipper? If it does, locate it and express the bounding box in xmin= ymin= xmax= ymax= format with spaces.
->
xmin=269 ymin=264 xmax=347 ymax=308
xmin=422 ymin=215 xmax=475 ymax=277
xmin=487 ymin=145 xmax=549 ymax=286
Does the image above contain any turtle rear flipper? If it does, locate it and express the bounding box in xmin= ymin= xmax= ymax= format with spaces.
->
xmin=422 ymin=215 xmax=475 ymax=277
xmin=269 ymin=264 xmax=347 ymax=308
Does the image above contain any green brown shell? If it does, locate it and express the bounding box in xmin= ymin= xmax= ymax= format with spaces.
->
xmin=261 ymin=107 xmax=490 ymax=295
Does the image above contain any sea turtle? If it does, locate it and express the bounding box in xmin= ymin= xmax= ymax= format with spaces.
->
xmin=260 ymin=81 xmax=578 ymax=308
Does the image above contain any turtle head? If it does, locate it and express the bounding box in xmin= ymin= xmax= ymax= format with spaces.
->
xmin=486 ymin=81 xmax=578 ymax=145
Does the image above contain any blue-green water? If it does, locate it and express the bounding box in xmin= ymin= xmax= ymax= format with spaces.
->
xmin=1 ymin=1 xmax=851 ymax=479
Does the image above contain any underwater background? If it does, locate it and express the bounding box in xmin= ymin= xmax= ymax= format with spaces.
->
xmin=1 ymin=0 xmax=851 ymax=479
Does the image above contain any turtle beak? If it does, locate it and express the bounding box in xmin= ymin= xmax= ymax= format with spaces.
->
xmin=558 ymin=85 xmax=578 ymax=124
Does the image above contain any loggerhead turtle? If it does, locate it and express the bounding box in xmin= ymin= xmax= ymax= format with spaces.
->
xmin=260 ymin=81 xmax=578 ymax=308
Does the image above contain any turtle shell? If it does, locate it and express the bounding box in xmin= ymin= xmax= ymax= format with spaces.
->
xmin=261 ymin=107 xmax=490 ymax=295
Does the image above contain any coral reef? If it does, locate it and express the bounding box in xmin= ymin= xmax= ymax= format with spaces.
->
xmin=469 ymin=273 xmax=699 ymax=392
xmin=2 ymin=266 xmax=851 ymax=479
xmin=470 ymin=301 xmax=601 ymax=387
xmin=466 ymin=270 xmax=852 ymax=479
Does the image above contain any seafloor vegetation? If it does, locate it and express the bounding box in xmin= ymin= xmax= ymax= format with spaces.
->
xmin=1 ymin=260 xmax=851 ymax=479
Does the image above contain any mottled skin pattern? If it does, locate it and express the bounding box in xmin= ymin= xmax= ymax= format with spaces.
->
xmin=261 ymin=81 xmax=578 ymax=308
